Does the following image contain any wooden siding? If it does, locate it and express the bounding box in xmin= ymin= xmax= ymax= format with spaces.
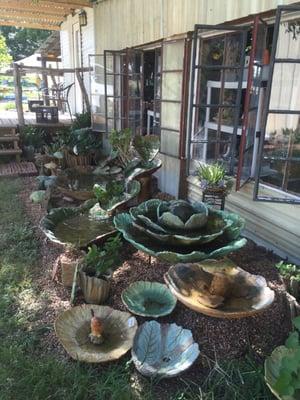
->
xmin=187 ymin=176 xmax=300 ymax=264
xmin=60 ymin=7 xmax=95 ymax=113
xmin=94 ymin=0 xmax=297 ymax=53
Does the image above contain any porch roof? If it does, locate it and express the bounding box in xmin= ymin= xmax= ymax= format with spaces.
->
xmin=0 ymin=0 xmax=92 ymax=31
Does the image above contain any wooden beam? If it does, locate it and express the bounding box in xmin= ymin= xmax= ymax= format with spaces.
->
xmin=0 ymin=5 xmax=68 ymax=17
xmin=19 ymin=65 xmax=91 ymax=74
xmin=39 ymin=0 xmax=92 ymax=7
xmin=0 ymin=1 xmax=72 ymax=13
xmin=13 ymin=63 xmax=25 ymax=128
xmin=0 ymin=0 xmax=91 ymax=10
xmin=37 ymin=56 xmax=61 ymax=62
xmin=75 ymin=68 xmax=90 ymax=112
xmin=0 ymin=19 xmax=60 ymax=30
xmin=0 ymin=12 xmax=65 ymax=23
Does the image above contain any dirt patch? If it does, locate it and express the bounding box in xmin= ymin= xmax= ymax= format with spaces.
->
xmin=20 ymin=177 xmax=291 ymax=366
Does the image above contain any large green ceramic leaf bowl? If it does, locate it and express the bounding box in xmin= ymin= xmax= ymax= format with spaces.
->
xmin=130 ymin=200 xmax=233 ymax=247
xmin=114 ymin=212 xmax=247 ymax=263
xmin=265 ymin=346 xmax=298 ymax=400
xmin=132 ymin=320 xmax=199 ymax=378
xmin=121 ymin=281 xmax=177 ymax=318
xmin=41 ymin=199 xmax=116 ymax=248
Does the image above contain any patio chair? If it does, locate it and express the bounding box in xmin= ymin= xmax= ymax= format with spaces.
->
xmin=39 ymin=82 xmax=74 ymax=120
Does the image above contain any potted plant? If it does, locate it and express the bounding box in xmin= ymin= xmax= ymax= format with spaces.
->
xmin=197 ymin=163 xmax=233 ymax=195
xmin=197 ymin=163 xmax=233 ymax=209
xmin=276 ymin=261 xmax=300 ymax=318
xmin=79 ymin=234 xmax=122 ymax=304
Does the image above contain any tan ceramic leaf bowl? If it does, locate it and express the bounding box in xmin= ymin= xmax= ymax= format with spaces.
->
xmin=164 ymin=259 xmax=275 ymax=319
xmin=55 ymin=305 xmax=138 ymax=363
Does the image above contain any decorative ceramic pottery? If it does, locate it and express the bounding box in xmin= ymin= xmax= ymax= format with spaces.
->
xmin=121 ymin=281 xmax=177 ymax=317
xmin=114 ymin=199 xmax=246 ymax=263
xmin=265 ymin=346 xmax=298 ymax=400
xmin=164 ymin=259 xmax=275 ymax=318
xmin=89 ymin=179 xmax=141 ymax=220
xmin=79 ymin=270 xmax=111 ymax=304
xmin=55 ymin=305 xmax=138 ymax=363
xmin=41 ymin=199 xmax=116 ymax=248
xmin=132 ymin=320 xmax=199 ymax=378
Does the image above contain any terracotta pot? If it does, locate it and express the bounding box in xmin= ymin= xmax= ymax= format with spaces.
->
xmin=79 ymin=270 xmax=111 ymax=304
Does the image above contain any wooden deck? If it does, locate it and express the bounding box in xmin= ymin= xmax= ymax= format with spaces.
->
xmin=187 ymin=176 xmax=300 ymax=265
xmin=0 ymin=110 xmax=72 ymax=129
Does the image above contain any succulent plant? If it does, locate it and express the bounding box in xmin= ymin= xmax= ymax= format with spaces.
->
xmin=114 ymin=199 xmax=246 ymax=263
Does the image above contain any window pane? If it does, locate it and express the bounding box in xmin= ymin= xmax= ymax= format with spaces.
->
xmin=128 ymin=52 xmax=142 ymax=74
xmin=163 ymin=41 xmax=184 ymax=70
xmin=128 ymin=76 xmax=141 ymax=97
xmin=199 ymin=31 xmax=244 ymax=67
xmin=160 ymin=129 xmax=179 ymax=157
xmin=196 ymin=68 xmax=241 ymax=106
xmin=269 ymin=63 xmax=300 ymax=111
xmin=259 ymin=159 xmax=300 ymax=195
xmin=264 ymin=113 xmax=300 ymax=159
xmin=276 ymin=19 xmax=300 ymax=59
xmin=191 ymin=129 xmax=232 ymax=165
xmin=161 ymin=71 xmax=182 ymax=101
xmin=161 ymin=102 xmax=181 ymax=131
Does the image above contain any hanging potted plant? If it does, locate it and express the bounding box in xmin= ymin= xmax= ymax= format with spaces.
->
xmin=79 ymin=234 xmax=122 ymax=304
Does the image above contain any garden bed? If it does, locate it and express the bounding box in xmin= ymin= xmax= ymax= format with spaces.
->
xmin=20 ymin=177 xmax=291 ymax=359
xmin=17 ymin=176 xmax=291 ymax=398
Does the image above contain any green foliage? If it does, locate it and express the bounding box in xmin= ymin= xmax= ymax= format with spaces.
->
xmin=93 ymin=181 xmax=125 ymax=207
xmin=0 ymin=26 xmax=51 ymax=61
xmin=197 ymin=163 xmax=234 ymax=194
xmin=276 ymin=261 xmax=300 ymax=300
xmin=197 ymin=163 xmax=226 ymax=185
xmin=0 ymin=34 xmax=12 ymax=67
xmin=269 ymin=317 xmax=300 ymax=398
xmin=71 ymin=127 xmax=101 ymax=155
xmin=109 ymin=128 xmax=133 ymax=167
xmin=71 ymin=111 xmax=91 ymax=130
xmin=93 ymin=183 xmax=107 ymax=204
xmin=19 ymin=125 xmax=46 ymax=151
xmin=133 ymin=135 xmax=159 ymax=166
xmin=276 ymin=261 xmax=300 ymax=279
xmin=83 ymin=235 xmax=122 ymax=278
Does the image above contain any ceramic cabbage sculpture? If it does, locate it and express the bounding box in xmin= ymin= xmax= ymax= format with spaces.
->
xmin=114 ymin=199 xmax=246 ymax=263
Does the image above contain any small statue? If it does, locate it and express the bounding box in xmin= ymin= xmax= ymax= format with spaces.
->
xmin=89 ymin=309 xmax=104 ymax=344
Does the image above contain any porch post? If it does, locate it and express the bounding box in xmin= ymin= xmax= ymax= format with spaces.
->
xmin=75 ymin=68 xmax=90 ymax=112
xmin=13 ymin=63 xmax=25 ymax=128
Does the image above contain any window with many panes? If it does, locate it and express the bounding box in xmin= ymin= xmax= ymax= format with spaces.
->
xmin=187 ymin=5 xmax=300 ymax=204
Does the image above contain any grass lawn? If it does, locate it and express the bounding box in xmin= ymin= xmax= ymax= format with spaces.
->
xmin=0 ymin=178 xmax=274 ymax=400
